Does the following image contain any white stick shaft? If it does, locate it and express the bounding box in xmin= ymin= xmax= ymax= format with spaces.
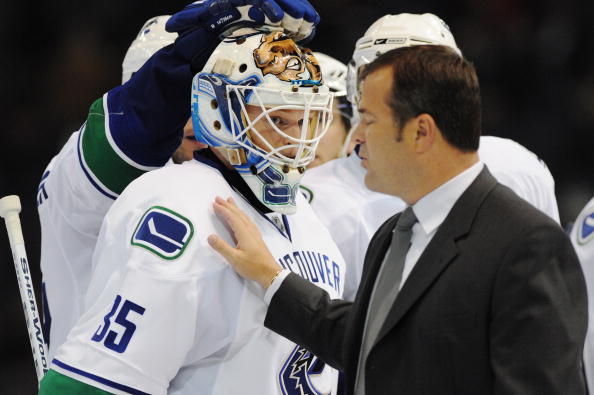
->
xmin=3 ymin=209 xmax=49 ymax=382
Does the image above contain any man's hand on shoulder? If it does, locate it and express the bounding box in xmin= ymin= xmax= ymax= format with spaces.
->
xmin=208 ymin=196 xmax=282 ymax=289
xmin=167 ymin=0 xmax=320 ymax=42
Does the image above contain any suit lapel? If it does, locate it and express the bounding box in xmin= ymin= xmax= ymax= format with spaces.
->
xmin=345 ymin=214 xmax=398 ymax=377
xmin=358 ymin=216 xmax=398 ymax=296
xmin=352 ymin=215 xmax=398 ymax=328
xmin=373 ymin=167 xmax=498 ymax=346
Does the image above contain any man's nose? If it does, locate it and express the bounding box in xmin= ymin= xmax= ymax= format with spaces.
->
xmin=350 ymin=120 xmax=365 ymax=145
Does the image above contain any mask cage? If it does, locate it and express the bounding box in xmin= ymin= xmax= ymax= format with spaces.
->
xmin=227 ymin=85 xmax=334 ymax=169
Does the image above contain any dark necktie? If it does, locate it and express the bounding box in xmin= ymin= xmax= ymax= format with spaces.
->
xmin=355 ymin=206 xmax=417 ymax=394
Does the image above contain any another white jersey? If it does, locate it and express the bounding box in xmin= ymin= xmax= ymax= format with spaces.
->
xmin=38 ymin=131 xmax=117 ymax=359
xmin=570 ymin=196 xmax=594 ymax=391
xmin=38 ymin=95 xmax=158 ymax=359
xmin=478 ymin=136 xmax=559 ymax=222
xmin=301 ymin=135 xmax=560 ymax=301
xmin=301 ymin=154 xmax=405 ymax=301
xmin=52 ymin=159 xmax=345 ymax=395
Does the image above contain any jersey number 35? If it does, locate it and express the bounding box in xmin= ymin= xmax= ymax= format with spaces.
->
xmin=91 ymin=295 xmax=146 ymax=353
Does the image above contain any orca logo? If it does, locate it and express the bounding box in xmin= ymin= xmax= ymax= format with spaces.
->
xmin=258 ymin=166 xmax=292 ymax=205
xmin=578 ymin=210 xmax=594 ymax=245
xmin=279 ymin=345 xmax=332 ymax=395
xmin=131 ymin=206 xmax=194 ymax=260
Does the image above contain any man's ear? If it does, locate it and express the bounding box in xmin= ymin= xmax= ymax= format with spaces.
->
xmin=413 ymin=113 xmax=437 ymax=153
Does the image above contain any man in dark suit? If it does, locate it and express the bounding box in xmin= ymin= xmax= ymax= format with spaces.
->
xmin=208 ymin=45 xmax=588 ymax=394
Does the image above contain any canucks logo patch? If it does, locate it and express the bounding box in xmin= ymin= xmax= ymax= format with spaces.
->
xmin=578 ymin=209 xmax=594 ymax=245
xmin=279 ymin=345 xmax=331 ymax=395
xmin=131 ymin=206 xmax=194 ymax=260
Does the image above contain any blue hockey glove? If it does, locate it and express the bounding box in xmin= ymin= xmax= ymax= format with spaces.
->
xmin=166 ymin=0 xmax=319 ymax=42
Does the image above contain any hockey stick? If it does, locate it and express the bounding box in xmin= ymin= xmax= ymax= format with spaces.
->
xmin=0 ymin=195 xmax=48 ymax=382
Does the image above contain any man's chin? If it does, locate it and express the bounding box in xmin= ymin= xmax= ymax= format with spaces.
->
xmin=363 ymin=172 xmax=380 ymax=192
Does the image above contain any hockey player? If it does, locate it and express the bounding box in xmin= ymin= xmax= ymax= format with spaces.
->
xmin=570 ymin=196 xmax=594 ymax=391
xmin=300 ymin=13 xmax=561 ymax=300
xmin=307 ymin=53 xmax=354 ymax=168
xmin=39 ymin=29 xmax=345 ymax=394
xmin=37 ymin=0 xmax=321 ymax=362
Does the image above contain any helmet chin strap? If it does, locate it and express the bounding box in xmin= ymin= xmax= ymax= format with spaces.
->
xmin=225 ymin=147 xmax=247 ymax=166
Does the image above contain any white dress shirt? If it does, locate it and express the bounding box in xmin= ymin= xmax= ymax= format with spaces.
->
xmin=400 ymin=161 xmax=484 ymax=288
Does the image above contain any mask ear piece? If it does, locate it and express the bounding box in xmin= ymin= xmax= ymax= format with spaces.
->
xmin=212 ymin=58 xmax=235 ymax=76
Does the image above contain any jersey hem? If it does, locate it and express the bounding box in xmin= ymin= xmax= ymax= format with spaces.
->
xmin=52 ymin=358 xmax=152 ymax=395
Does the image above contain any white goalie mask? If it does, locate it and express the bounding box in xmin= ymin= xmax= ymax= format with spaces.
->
xmin=312 ymin=52 xmax=348 ymax=96
xmin=346 ymin=13 xmax=461 ymax=104
xmin=191 ymin=30 xmax=333 ymax=214
xmin=121 ymin=15 xmax=177 ymax=83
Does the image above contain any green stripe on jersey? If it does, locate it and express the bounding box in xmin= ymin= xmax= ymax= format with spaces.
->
xmin=39 ymin=369 xmax=113 ymax=394
xmin=81 ymin=97 xmax=146 ymax=195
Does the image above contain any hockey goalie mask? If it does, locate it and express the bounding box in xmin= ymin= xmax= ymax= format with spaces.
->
xmin=191 ymin=30 xmax=333 ymax=214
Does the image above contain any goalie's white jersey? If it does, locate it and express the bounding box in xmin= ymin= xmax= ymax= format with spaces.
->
xmin=52 ymin=158 xmax=345 ymax=395
xmin=301 ymin=135 xmax=559 ymax=301
xmin=570 ymin=196 xmax=594 ymax=392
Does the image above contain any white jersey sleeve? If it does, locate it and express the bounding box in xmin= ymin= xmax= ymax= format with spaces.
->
xmin=478 ymin=136 xmax=560 ymax=223
xmin=570 ymin=196 xmax=594 ymax=391
xmin=52 ymin=161 xmax=345 ymax=395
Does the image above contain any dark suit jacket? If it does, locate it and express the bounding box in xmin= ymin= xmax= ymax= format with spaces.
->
xmin=265 ymin=168 xmax=588 ymax=395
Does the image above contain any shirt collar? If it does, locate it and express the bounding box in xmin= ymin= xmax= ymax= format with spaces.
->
xmin=413 ymin=161 xmax=484 ymax=236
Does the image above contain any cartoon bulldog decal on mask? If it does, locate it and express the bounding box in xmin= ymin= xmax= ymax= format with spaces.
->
xmin=253 ymin=31 xmax=322 ymax=86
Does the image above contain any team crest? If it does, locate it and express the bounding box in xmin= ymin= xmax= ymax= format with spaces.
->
xmin=131 ymin=206 xmax=194 ymax=260
xmin=578 ymin=209 xmax=594 ymax=245
xmin=279 ymin=345 xmax=332 ymax=395
xmin=253 ymin=32 xmax=322 ymax=86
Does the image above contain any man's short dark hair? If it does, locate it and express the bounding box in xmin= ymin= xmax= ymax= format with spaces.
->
xmin=360 ymin=45 xmax=481 ymax=152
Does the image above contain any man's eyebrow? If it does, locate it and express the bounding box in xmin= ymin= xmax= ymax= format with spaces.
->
xmin=358 ymin=107 xmax=374 ymax=117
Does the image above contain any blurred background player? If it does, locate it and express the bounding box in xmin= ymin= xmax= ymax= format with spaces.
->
xmin=37 ymin=0 xmax=318 ymax=362
xmin=40 ymin=28 xmax=345 ymax=394
xmin=570 ymin=196 xmax=594 ymax=391
xmin=307 ymin=52 xmax=354 ymax=168
xmin=300 ymin=13 xmax=561 ymax=300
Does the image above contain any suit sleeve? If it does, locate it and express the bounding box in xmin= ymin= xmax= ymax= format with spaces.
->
xmin=264 ymin=273 xmax=352 ymax=370
xmin=490 ymin=223 xmax=588 ymax=394
xmin=264 ymin=214 xmax=397 ymax=371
